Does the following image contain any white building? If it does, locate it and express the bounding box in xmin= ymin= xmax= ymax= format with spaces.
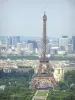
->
xmin=17 ymin=43 xmax=21 ymax=52
xmin=35 ymin=48 xmax=38 ymax=54
xmin=21 ymin=42 xmax=26 ymax=49
xmin=37 ymin=42 xmax=41 ymax=56
xmin=59 ymin=36 xmax=68 ymax=51
xmin=28 ymin=43 xmax=33 ymax=52
xmin=68 ymin=44 xmax=72 ymax=53
xmin=0 ymin=85 xmax=6 ymax=90
xmin=46 ymin=43 xmax=51 ymax=54
xmin=57 ymin=50 xmax=66 ymax=55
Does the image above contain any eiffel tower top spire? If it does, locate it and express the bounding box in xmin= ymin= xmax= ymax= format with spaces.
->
xmin=40 ymin=12 xmax=49 ymax=62
xmin=43 ymin=11 xmax=47 ymax=21
xmin=42 ymin=12 xmax=47 ymax=58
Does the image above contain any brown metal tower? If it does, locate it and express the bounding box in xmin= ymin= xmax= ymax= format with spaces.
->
xmin=30 ymin=12 xmax=56 ymax=89
xmin=42 ymin=12 xmax=47 ymax=58
xmin=40 ymin=12 xmax=49 ymax=63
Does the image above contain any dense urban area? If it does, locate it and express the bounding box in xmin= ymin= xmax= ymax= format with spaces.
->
xmin=0 ymin=1 xmax=75 ymax=99
xmin=0 ymin=36 xmax=75 ymax=100
xmin=0 ymin=36 xmax=75 ymax=57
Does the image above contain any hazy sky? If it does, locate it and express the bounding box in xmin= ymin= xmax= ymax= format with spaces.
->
xmin=0 ymin=0 xmax=75 ymax=37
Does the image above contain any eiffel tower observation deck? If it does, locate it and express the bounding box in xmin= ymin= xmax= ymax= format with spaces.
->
xmin=30 ymin=12 xmax=56 ymax=89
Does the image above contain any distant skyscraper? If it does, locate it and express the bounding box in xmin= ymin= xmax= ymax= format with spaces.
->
xmin=17 ymin=36 xmax=20 ymax=43
xmin=12 ymin=36 xmax=20 ymax=46
xmin=0 ymin=36 xmax=7 ymax=45
xmin=46 ymin=43 xmax=51 ymax=54
xmin=28 ymin=43 xmax=33 ymax=52
xmin=17 ymin=43 xmax=21 ymax=49
xmin=17 ymin=43 xmax=22 ymax=53
xmin=27 ymin=40 xmax=37 ymax=48
xmin=59 ymin=36 xmax=68 ymax=51
xmin=72 ymin=36 xmax=75 ymax=53
xmin=21 ymin=42 xmax=26 ymax=49
xmin=8 ymin=36 xmax=13 ymax=45
xmin=12 ymin=36 xmax=16 ymax=46
xmin=68 ymin=44 xmax=72 ymax=53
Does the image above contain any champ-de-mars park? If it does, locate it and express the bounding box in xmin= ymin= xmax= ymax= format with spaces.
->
xmin=0 ymin=13 xmax=75 ymax=100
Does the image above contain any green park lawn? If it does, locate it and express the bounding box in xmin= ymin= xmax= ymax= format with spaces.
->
xmin=51 ymin=91 xmax=72 ymax=98
xmin=47 ymin=90 xmax=75 ymax=100
xmin=36 ymin=90 xmax=49 ymax=96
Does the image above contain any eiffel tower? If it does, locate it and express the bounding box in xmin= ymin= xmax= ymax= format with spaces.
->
xmin=30 ymin=12 xmax=56 ymax=89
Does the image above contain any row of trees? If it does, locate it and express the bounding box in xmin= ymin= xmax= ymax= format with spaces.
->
xmin=0 ymin=55 xmax=75 ymax=60
xmin=47 ymin=92 xmax=75 ymax=100
xmin=47 ymin=70 xmax=75 ymax=100
xmin=0 ymin=69 xmax=34 ymax=80
xmin=0 ymin=69 xmax=35 ymax=100
xmin=58 ymin=70 xmax=75 ymax=91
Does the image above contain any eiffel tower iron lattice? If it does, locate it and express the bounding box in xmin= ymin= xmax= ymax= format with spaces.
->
xmin=30 ymin=12 xmax=56 ymax=89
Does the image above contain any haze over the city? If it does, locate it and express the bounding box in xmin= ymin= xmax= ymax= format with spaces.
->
xmin=0 ymin=0 xmax=75 ymax=37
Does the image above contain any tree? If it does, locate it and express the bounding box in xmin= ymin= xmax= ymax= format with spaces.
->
xmin=50 ymin=96 xmax=58 ymax=100
xmin=63 ymin=94 xmax=75 ymax=100
xmin=58 ymin=81 xmax=68 ymax=91
xmin=64 ymin=70 xmax=75 ymax=87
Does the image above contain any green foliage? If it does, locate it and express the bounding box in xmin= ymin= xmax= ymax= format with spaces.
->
xmin=47 ymin=90 xmax=75 ymax=100
xmin=6 ymin=55 xmax=39 ymax=60
xmin=10 ymin=88 xmax=35 ymax=100
xmin=50 ymin=56 xmax=75 ymax=61
xmin=58 ymin=81 xmax=68 ymax=91
xmin=0 ymin=70 xmax=35 ymax=100
xmin=64 ymin=70 xmax=75 ymax=86
xmin=63 ymin=94 xmax=75 ymax=100
xmin=18 ymin=66 xmax=32 ymax=68
xmin=1 ymin=55 xmax=75 ymax=60
xmin=36 ymin=90 xmax=48 ymax=96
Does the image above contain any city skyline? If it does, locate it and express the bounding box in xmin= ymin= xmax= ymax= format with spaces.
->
xmin=0 ymin=0 xmax=75 ymax=99
xmin=0 ymin=0 xmax=75 ymax=37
